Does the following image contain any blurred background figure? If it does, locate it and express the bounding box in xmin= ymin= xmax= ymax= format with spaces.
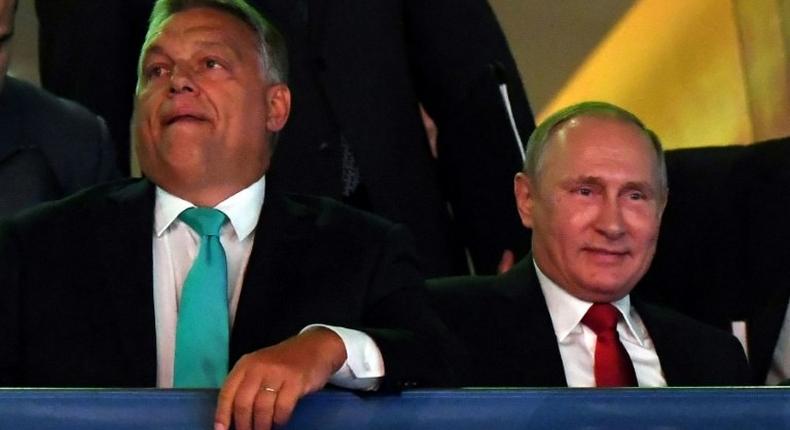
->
xmin=0 ymin=0 xmax=118 ymax=218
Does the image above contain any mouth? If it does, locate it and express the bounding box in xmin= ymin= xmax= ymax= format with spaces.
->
xmin=164 ymin=114 xmax=208 ymax=126
xmin=583 ymin=247 xmax=630 ymax=258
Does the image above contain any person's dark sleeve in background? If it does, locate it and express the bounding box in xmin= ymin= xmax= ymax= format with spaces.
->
xmin=404 ymin=0 xmax=536 ymax=274
xmin=0 ymin=77 xmax=121 ymax=217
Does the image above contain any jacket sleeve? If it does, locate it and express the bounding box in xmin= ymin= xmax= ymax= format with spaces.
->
xmin=360 ymin=223 xmax=463 ymax=389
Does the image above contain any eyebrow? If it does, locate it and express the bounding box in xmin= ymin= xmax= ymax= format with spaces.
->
xmin=562 ymin=176 xmax=604 ymax=187
xmin=621 ymin=180 xmax=657 ymax=196
xmin=563 ymin=176 xmax=656 ymax=193
xmin=142 ymin=39 xmax=245 ymax=63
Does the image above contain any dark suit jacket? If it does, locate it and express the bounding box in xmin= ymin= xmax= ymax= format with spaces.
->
xmin=36 ymin=0 xmax=535 ymax=277
xmin=428 ymin=258 xmax=751 ymax=387
xmin=637 ymin=138 xmax=790 ymax=384
xmin=0 ymin=178 xmax=455 ymax=389
xmin=0 ymin=77 xmax=118 ymax=218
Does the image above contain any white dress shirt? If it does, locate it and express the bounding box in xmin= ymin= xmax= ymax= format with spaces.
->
xmin=534 ymin=261 xmax=666 ymax=387
xmin=765 ymin=298 xmax=790 ymax=384
xmin=152 ymin=175 xmax=384 ymax=388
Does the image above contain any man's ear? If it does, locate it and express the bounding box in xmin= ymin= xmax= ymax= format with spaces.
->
xmin=264 ymin=83 xmax=291 ymax=132
xmin=514 ymin=172 xmax=536 ymax=229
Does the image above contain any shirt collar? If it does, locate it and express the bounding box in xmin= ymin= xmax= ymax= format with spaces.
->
xmin=154 ymin=175 xmax=266 ymax=240
xmin=533 ymin=259 xmax=646 ymax=346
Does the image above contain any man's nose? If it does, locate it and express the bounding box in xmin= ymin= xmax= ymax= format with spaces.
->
xmin=169 ymin=66 xmax=196 ymax=95
xmin=595 ymin=197 xmax=626 ymax=239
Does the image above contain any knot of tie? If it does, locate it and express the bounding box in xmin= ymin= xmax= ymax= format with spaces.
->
xmin=582 ymin=303 xmax=620 ymax=338
xmin=179 ymin=207 xmax=227 ymax=237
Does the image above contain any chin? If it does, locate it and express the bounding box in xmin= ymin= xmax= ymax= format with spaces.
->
xmin=586 ymin=288 xmax=631 ymax=303
xmin=578 ymin=274 xmax=635 ymax=302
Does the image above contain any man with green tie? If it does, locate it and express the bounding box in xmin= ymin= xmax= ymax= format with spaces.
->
xmin=0 ymin=1 xmax=454 ymax=430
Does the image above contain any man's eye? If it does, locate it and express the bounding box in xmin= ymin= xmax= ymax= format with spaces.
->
xmin=628 ymin=191 xmax=645 ymax=200
xmin=145 ymin=65 xmax=169 ymax=79
xmin=577 ymin=187 xmax=592 ymax=196
xmin=205 ymin=59 xmax=222 ymax=69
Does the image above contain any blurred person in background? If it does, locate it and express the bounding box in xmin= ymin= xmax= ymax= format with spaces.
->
xmin=0 ymin=0 xmax=118 ymax=217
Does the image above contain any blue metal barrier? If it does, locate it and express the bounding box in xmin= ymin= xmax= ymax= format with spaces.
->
xmin=0 ymin=388 xmax=786 ymax=430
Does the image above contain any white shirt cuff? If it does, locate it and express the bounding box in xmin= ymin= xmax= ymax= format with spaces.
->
xmin=301 ymin=324 xmax=384 ymax=391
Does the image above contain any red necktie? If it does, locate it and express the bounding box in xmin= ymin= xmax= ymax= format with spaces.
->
xmin=582 ymin=303 xmax=638 ymax=387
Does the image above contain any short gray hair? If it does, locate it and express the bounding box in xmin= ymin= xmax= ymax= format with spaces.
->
xmin=524 ymin=101 xmax=668 ymax=193
xmin=138 ymin=0 xmax=288 ymax=87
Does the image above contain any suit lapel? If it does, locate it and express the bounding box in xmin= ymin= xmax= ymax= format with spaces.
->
xmin=230 ymin=192 xmax=312 ymax=363
xmin=99 ymin=179 xmax=157 ymax=385
xmin=634 ymin=300 xmax=691 ymax=385
xmin=499 ymin=259 xmax=568 ymax=387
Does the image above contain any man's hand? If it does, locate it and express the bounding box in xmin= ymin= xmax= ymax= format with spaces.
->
xmin=214 ymin=327 xmax=347 ymax=430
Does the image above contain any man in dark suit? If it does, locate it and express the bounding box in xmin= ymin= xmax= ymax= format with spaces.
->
xmin=429 ymin=101 xmax=750 ymax=387
xmin=0 ymin=2 xmax=454 ymax=430
xmin=36 ymin=0 xmax=535 ymax=276
xmin=0 ymin=0 xmax=117 ymax=217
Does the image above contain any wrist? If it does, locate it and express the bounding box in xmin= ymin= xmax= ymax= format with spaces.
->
xmin=301 ymin=326 xmax=347 ymax=373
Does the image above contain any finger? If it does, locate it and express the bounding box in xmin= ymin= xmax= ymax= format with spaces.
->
xmin=271 ymin=380 xmax=302 ymax=427
xmin=252 ymin=384 xmax=279 ymax=430
xmin=215 ymin=366 xmax=247 ymax=430
xmin=233 ymin=373 xmax=266 ymax=430
xmin=497 ymin=249 xmax=515 ymax=274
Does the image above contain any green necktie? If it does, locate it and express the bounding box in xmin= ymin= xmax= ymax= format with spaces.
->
xmin=174 ymin=207 xmax=229 ymax=388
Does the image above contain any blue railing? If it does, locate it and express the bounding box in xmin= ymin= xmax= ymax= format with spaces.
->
xmin=0 ymin=388 xmax=787 ymax=429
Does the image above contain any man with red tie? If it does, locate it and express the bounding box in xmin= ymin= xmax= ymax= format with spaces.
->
xmin=429 ymin=101 xmax=750 ymax=387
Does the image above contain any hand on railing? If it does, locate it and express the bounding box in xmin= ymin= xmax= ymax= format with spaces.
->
xmin=214 ymin=327 xmax=347 ymax=430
